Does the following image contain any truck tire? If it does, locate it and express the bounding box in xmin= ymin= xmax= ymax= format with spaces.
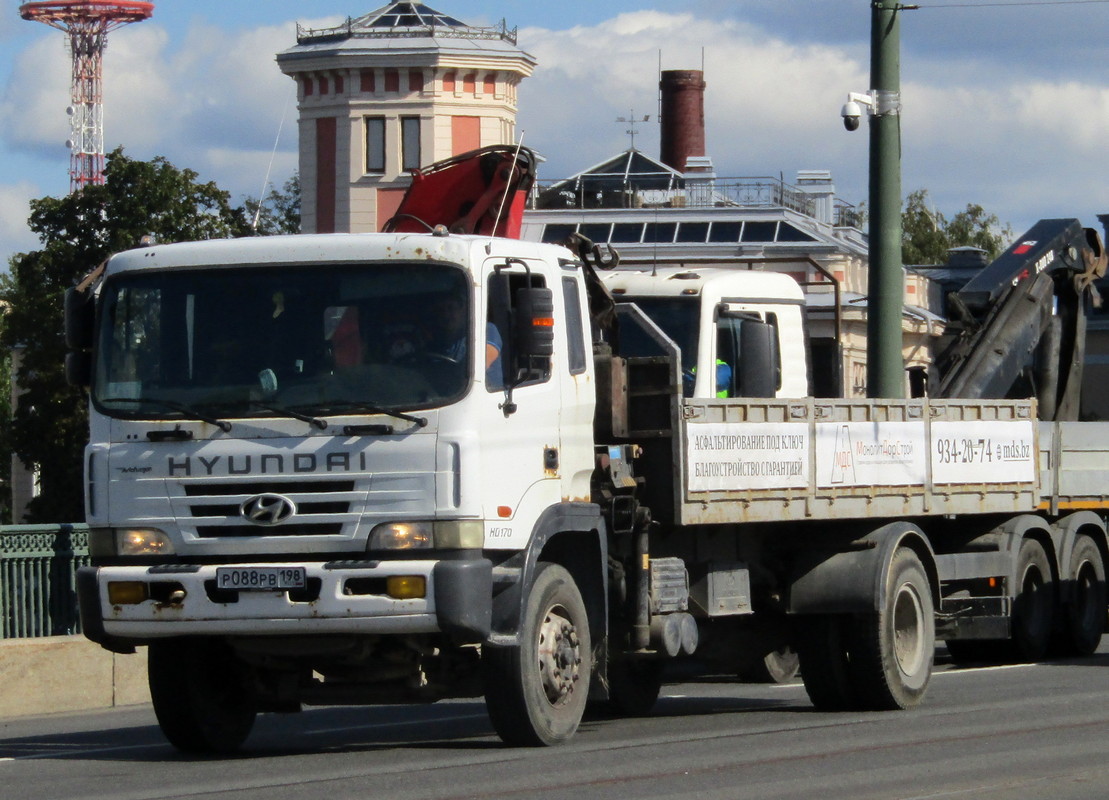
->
xmin=483 ymin=562 xmax=591 ymax=746
xmin=796 ymin=615 xmax=855 ymax=711
xmin=607 ymin=658 xmax=663 ymax=716
xmin=944 ymin=639 xmax=999 ymax=665
xmin=847 ymin=548 xmax=934 ymax=710
xmin=148 ymin=638 xmax=257 ymax=753
xmin=1058 ymin=534 xmax=1106 ymax=656
xmin=948 ymin=539 xmax=1058 ymax=665
xmin=740 ymin=646 xmax=800 ymax=684
xmin=1009 ymin=538 xmax=1055 ymax=662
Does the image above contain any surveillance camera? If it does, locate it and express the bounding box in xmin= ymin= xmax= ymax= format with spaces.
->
xmin=841 ymin=100 xmax=862 ymax=131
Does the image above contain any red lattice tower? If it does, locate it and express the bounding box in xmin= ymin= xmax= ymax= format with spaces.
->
xmin=20 ymin=1 xmax=154 ymax=193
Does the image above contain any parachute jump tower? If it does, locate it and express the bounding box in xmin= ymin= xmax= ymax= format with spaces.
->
xmin=20 ymin=1 xmax=153 ymax=193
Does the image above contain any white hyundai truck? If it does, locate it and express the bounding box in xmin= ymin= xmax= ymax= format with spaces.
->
xmin=68 ymin=155 xmax=1109 ymax=753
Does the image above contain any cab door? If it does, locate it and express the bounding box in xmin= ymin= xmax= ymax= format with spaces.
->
xmin=476 ymin=259 xmax=562 ymax=550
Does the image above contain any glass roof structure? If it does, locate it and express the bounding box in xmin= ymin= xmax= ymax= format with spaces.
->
xmin=538 ymin=150 xmax=684 ymax=204
xmin=296 ymin=2 xmax=517 ymax=45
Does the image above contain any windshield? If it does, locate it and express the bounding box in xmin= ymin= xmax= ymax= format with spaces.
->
xmin=619 ymin=297 xmax=699 ymax=369
xmin=93 ymin=261 xmax=472 ymax=421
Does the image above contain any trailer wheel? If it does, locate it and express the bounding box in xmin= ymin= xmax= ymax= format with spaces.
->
xmin=796 ymin=615 xmax=854 ymax=710
xmin=607 ymin=658 xmax=663 ymax=716
xmin=944 ymin=639 xmax=999 ymax=665
xmin=1010 ymin=538 xmax=1055 ymax=662
xmin=483 ymin=562 xmax=591 ymax=746
xmin=148 ymin=638 xmax=257 ymax=753
xmin=1059 ymin=534 xmax=1105 ymax=656
xmin=848 ymin=548 xmax=934 ymax=710
xmin=740 ymin=646 xmax=800 ymax=684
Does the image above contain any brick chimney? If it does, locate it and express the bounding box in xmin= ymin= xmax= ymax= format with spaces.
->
xmin=659 ymin=69 xmax=706 ymax=172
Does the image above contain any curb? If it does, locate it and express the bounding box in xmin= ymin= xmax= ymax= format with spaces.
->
xmin=0 ymin=636 xmax=149 ymax=718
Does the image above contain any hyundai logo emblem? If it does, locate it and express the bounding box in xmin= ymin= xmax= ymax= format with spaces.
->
xmin=240 ymin=493 xmax=297 ymax=526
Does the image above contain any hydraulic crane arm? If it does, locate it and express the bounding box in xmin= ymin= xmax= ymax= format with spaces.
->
xmin=933 ymin=218 xmax=1106 ymax=420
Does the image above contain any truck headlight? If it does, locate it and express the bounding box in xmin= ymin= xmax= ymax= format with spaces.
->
xmin=90 ymin=527 xmax=175 ymax=557
xmin=367 ymin=520 xmax=484 ymax=550
xmin=369 ymin=521 xmax=433 ymax=550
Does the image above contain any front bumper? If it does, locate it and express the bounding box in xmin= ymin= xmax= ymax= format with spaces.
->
xmin=77 ymin=558 xmax=492 ymax=645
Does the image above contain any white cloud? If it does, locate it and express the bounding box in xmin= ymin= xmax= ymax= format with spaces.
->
xmin=0 ymin=181 xmax=40 ymax=266
xmin=2 ymin=18 xmax=301 ymax=206
xmin=519 ymin=10 xmax=1109 ymax=236
xmin=519 ymin=11 xmax=867 ymax=187
xmin=0 ymin=34 xmax=71 ymax=155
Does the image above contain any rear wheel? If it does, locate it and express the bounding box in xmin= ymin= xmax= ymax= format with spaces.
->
xmin=1009 ymin=538 xmax=1055 ymax=662
xmin=1059 ymin=535 xmax=1106 ymax=656
xmin=847 ymin=548 xmax=934 ymax=710
xmin=740 ymin=646 xmax=800 ymax=684
xmin=607 ymin=658 xmax=663 ymax=716
xmin=148 ymin=638 xmax=257 ymax=754
xmin=483 ymin=562 xmax=592 ymax=746
xmin=796 ymin=615 xmax=854 ymax=711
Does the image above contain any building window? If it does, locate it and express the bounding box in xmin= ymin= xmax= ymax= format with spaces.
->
xmin=409 ymin=70 xmax=424 ymax=93
xmin=443 ymin=72 xmax=456 ymax=93
xmin=676 ymin=222 xmax=709 ymax=243
xmin=401 ymin=117 xmax=421 ymax=171
xmin=483 ymin=73 xmax=496 ymax=96
xmin=360 ymin=69 xmax=375 ymax=93
xmin=708 ymin=221 xmax=741 ymax=242
xmin=742 ymin=221 xmax=779 ymax=242
xmin=365 ymin=116 xmax=386 ymax=173
xmin=463 ymin=73 xmax=476 ymax=94
xmin=384 ymin=69 xmax=399 ymax=93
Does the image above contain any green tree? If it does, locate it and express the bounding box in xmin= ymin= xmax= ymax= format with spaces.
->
xmin=0 ymin=148 xmax=252 ymax=523
xmin=902 ymin=189 xmax=1013 ymax=266
xmin=243 ymin=173 xmax=301 ymax=236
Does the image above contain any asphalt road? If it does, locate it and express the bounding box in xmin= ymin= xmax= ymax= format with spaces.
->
xmin=3 ymin=646 xmax=1109 ymax=800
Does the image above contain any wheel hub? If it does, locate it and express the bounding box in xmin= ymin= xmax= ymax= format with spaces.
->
xmin=538 ymin=606 xmax=581 ymax=706
xmin=893 ymin=582 xmax=926 ymax=677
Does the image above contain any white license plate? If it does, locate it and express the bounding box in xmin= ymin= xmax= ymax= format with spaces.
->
xmin=216 ymin=566 xmax=307 ymax=591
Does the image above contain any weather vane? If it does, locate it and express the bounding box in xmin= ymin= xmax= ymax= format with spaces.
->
xmin=617 ymin=110 xmax=650 ymax=150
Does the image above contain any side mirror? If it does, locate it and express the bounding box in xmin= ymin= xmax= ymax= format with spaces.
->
xmin=64 ymin=287 xmax=94 ymax=351
xmin=737 ymin=318 xmax=777 ymax=398
xmin=65 ymin=350 xmax=91 ymax=387
xmin=513 ymin=286 xmax=555 ymax=359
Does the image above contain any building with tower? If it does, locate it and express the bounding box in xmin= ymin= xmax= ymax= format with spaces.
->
xmin=277 ymin=2 xmax=535 ymax=234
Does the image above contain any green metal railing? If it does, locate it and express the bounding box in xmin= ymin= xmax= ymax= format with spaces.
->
xmin=0 ymin=524 xmax=89 ymax=639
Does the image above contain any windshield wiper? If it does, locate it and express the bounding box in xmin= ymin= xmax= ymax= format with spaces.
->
xmin=240 ymin=401 xmax=327 ymax=430
xmin=295 ymin=400 xmax=428 ymax=429
xmin=100 ymin=397 xmax=233 ymax=432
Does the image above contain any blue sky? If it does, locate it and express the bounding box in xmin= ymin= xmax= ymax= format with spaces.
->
xmin=3 ymin=0 xmax=1109 ymax=265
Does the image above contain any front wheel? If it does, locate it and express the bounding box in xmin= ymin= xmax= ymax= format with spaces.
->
xmin=847 ymin=548 xmax=935 ymax=710
xmin=148 ymin=638 xmax=257 ymax=753
xmin=483 ymin=563 xmax=592 ymax=746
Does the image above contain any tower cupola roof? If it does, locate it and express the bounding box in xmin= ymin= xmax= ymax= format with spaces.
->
xmin=296 ymin=1 xmax=518 ymax=46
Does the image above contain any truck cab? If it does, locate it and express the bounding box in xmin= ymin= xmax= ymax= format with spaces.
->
xmin=602 ymin=266 xmax=809 ymax=399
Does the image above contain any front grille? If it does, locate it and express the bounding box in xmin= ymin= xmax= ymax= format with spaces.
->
xmin=183 ymin=481 xmax=355 ymax=497
xmin=195 ymin=524 xmax=344 ymax=538
xmin=177 ymin=478 xmax=360 ymax=538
